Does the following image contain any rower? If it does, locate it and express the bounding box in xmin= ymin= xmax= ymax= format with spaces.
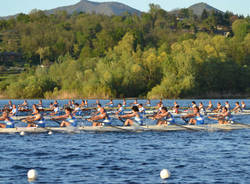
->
xmin=213 ymin=102 xmax=222 ymax=113
xmin=92 ymin=99 xmax=100 ymax=107
xmin=173 ymin=101 xmax=180 ymax=114
xmin=199 ymin=102 xmax=206 ymax=115
xmin=156 ymin=102 xmax=163 ymax=115
xmin=32 ymin=104 xmax=38 ymax=114
xmin=53 ymin=100 xmax=58 ymax=107
xmin=181 ymin=106 xmax=205 ymax=125
xmin=191 ymin=101 xmax=197 ymax=109
xmin=19 ymin=100 xmax=28 ymax=110
xmin=152 ymin=107 xmax=175 ymax=126
xmin=106 ymin=99 xmax=114 ymax=107
xmin=50 ymin=104 xmax=60 ymax=116
xmin=80 ymin=99 xmax=85 ymax=108
xmin=145 ymin=99 xmax=151 ymax=107
xmin=73 ymin=103 xmax=82 ymax=116
xmin=241 ymin=101 xmax=246 ymax=110
xmin=122 ymin=98 xmax=127 ymax=107
xmin=9 ymin=104 xmax=18 ymax=116
xmin=8 ymin=100 xmax=13 ymax=110
xmin=212 ymin=107 xmax=233 ymax=124
xmin=119 ymin=106 xmax=143 ymax=126
xmin=84 ymin=100 xmax=88 ymax=107
xmin=94 ymin=104 xmax=102 ymax=115
xmin=72 ymin=100 xmax=76 ymax=109
xmin=0 ymin=111 xmax=15 ymax=128
xmin=131 ymin=99 xmax=138 ymax=106
xmin=52 ymin=107 xmax=77 ymax=127
xmin=232 ymin=102 xmax=242 ymax=113
xmin=206 ymin=100 xmax=213 ymax=111
xmin=37 ymin=100 xmax=43 ymax=110
xmin=138 ymin=104 xmax=145 ymax=114
xmin=66 ymin=100 xmax=72 ymax=108
xmin=49 ymin=102 xmax=54 ymax=110
xmin=87 ymin=106 xmax=110 ymax=127
xmin=23 ymin=108 xmax=45 ymax=128
xmin=225 ymin=101 xmax=230 ymax=110
xmin=115 ymin=103 xmax=124 ymax=115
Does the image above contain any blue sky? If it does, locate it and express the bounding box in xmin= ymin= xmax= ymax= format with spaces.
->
xmin=0 ymin=0 xmax=249 ymax=17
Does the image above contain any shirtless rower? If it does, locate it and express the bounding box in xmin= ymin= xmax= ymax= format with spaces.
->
xmin=52 ymin=107 xmax=77 ymax=127
xmin=181 ymin=106 xmax=205 ymax=125
xmin=22 ymin=108 xmax=45 ymax=128
xmin=87 ymin=105 xmax=110 ymax=127
xmin=118 ymin=106 xmax=143 ymax=126
xmin=151 ymin=107 xmax=175 ymax=126
xmin=0 ymin=111 xmax=15 ymax=128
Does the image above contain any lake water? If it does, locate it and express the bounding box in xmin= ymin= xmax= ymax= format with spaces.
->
xmin=0 ymin=99 xmax=250 ymax=183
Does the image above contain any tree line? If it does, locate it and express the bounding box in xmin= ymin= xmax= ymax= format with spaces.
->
xmin=0 ymin=5 xmax=249 ymax=99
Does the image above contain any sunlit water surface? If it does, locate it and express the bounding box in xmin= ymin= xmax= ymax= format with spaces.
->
xmin=0 ymin=99 xmax=249 ymax=184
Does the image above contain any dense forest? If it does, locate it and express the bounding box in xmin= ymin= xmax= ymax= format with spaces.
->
xmin=0 ymin=5 xmax=249 ymax=99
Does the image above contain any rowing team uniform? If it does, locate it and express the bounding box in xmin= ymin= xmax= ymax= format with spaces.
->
xmin=36 ymin=118 xmax=46 ymax=128
xmin=66 ymin=117 xmax=77 ymax=127
xmin=54 ymin=107 xmax=60 ymax=114
xmin=163 ymin=113 xmax=175 ymax=124
xmin=117 ymin=107 xmax=124 ymax=115
xmin=195 ymin=115 xmax=204 ymax=125
xmin=74 ymin=107 xmax=83 ymax=116
xmin=134 ymin=113 xmax=143 ymax=125
xmin=11 ymin=108 xmax=18 ymax=116
xmin=3 ymin=118 xmax=15 ymax=128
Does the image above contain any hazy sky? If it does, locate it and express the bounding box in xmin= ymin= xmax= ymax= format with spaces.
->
xmin=0 ymin=0 xmax=249 ymax=17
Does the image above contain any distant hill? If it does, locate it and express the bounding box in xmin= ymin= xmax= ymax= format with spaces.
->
xmin=170 ymin=2 xmax=224 ymax=17
xmin=0 ymin=0 xmax=141 ymax=19
xmin=0 ymin=1 xmax=226 ymax=20
xmin=45 ymin=0 xmax=141 ymax=16
xmin=188 ymin=2 xmax=223 ymax=16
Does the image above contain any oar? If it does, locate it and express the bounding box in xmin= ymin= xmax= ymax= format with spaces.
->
xmin=117 ymin=116 xmax=149 ymax=131
xmin=21 ymin=119 xmax=53 ymax=132
xmin=50 ymin=119 xmax=62 ymax=125
xmin=176 ymin=117 xmax=201 ymax=131
xmin=230 ymin=121 xmax=250 ymax=128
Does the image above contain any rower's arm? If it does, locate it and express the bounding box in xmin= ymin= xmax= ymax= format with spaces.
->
xmin=182 ymin=113 xmax=195 ymax=118
xmin=52 ymin=114 xmax=67 ymax=120
xmin=120 ymin=113 xmax=135 ymax=118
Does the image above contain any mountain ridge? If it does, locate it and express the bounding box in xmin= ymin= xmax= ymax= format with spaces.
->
xmin=0 ymin=1 xmax=227 ymax=20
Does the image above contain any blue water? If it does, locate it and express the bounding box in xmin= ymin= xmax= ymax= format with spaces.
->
xmin=0 ymin=99 xmax=250 ymax=183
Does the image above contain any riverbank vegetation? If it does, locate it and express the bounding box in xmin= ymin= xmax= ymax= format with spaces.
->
xmin=0 ymin=5 xmax=249 ymax=98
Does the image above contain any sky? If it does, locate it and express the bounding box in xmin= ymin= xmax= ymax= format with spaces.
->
xmin=0 ymin=0 xmax=249 ymax=17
